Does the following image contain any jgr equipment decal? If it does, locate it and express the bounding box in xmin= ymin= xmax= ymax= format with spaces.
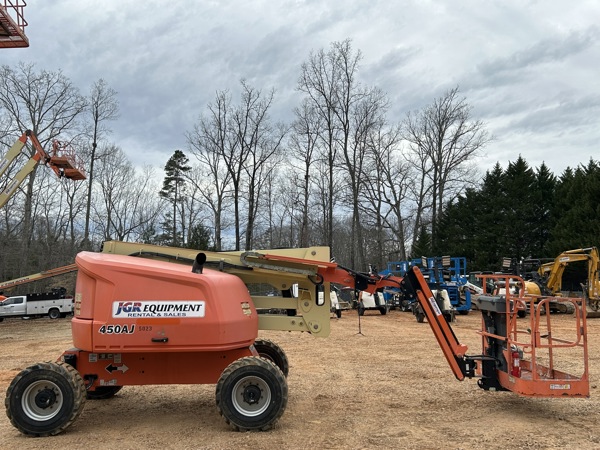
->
xmin=112 ymin=301 xmax=205 ymax=318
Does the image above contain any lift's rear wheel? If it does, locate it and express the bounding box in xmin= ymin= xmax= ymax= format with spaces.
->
xmin=216 ymin=356 xmax=287 ymax=431
xmin=254 ymin=339 xmax=289 ymax=377
xmin=5 ymin=361 xmax=86 ymax=436
xmin=86 ymin=385 xmax=122 ymax=400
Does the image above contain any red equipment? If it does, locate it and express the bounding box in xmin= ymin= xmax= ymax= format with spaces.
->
xmin=0 ymin=0 xmax=29 ymax=48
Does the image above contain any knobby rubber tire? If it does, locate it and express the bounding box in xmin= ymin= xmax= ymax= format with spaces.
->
xmin=215 ymin=356 xmax=288 ymax=431
xmin=254 ymin=339 xmax=289 ymax=377
xmin=5 ymin=361 xmax=86 ymax=437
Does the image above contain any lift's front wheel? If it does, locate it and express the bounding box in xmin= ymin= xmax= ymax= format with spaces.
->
xmin=216 ymin=356 xmax=287 ymax=431
xmin=5 ymin=361 xmax=86 ymax=436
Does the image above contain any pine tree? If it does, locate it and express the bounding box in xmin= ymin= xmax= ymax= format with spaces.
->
xmin=187 ymin=223 xmax=215 ymax=251
xmin=549 ymin=159 xmax=600 ymax=252
xmin=502 ymin=156 xmax=537 ymax=261
xmin=531 ymin=163 xmax=557 ymax=257
xmin=411 ymin=225 xmax=432 ymax=258
xmin=159 ymin=150 xmax=191 ymax=247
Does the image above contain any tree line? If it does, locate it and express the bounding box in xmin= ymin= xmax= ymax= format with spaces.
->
xmin=432 ymin=157 xmax=600 ymax=272
xmin=1 ymin=40 xmax=595 ymax=293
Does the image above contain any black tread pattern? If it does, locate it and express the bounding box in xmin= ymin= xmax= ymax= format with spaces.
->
xmin=5 ymin=361 xmax=87 ymax=436
xmin=215 ymin=356 xmax=288 ymax=432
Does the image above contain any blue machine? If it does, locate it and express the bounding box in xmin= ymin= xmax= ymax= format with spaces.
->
xmin=381 ymin=256 xmax=472 ymax=314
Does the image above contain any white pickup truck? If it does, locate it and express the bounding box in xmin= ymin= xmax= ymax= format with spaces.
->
xmin=0 ymin=293 xmax=74 ymax=321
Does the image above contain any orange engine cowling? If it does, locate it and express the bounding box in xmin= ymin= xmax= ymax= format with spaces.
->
xmin=71 ymin=252 xmax=258 ymax=353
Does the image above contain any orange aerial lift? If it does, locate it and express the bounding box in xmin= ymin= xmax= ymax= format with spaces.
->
xmin=4 ymin=243 xmax=590 ymax=437
xmin=0 ymin=1 xmax=29 ymax=48
xmin=0 ymin=130 xmax=86 ymax=209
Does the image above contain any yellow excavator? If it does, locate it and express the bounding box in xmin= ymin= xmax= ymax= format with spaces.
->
xmin=524 ymin=247 xmax=600 ymax=318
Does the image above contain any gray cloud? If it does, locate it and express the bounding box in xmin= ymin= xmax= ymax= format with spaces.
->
xmin=1 ymin=1 xmax=598 ymax=175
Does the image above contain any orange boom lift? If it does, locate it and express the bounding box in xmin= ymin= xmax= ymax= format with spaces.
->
xmin=3 ymin=242 xmax=590 ymax=437
xmin=1 ymin=130 xmax=86 ymax=208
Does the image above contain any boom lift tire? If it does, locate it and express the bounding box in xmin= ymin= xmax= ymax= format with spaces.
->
xmin=86 ymin=386 xmax=123 ymax=400
xmin=48 ymin=308 xmax=61 ymax=320
xmin=5 ymin=361 xmax=86 ymax=436
xmin=254 ymin=339 xmax=289 ymax=377
xmin=215 ymin=356 xmax=288 ymax=431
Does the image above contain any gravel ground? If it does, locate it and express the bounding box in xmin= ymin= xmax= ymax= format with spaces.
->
xmin=1 ymin=309 xmax=599 ymax=450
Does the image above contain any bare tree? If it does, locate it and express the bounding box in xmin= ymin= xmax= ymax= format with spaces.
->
xmin=83 ymin=79 xmax=119 ymax=248
xmin=0 ymin=63 xmax=87 ymax=274
xmin=343 ymin=86 xmax=387 ymax=269
xmin=297 ymin=41 xmax=346 ymax=249
xmin=298 ymin=39 xmax=380 ymax=267
xmin=187 ymin=90 xmax=234 ymax=251
xmin=289 ymin=99 xmax=322 ymax=247
xmin=402 ymin=86 xmax=490 ymax=249
xmin=231 ymin=81 xmax=284 ymax=250
xmin=94 ymin=145 xmax=163 ymax=242
xmin=362 ymin=122 xmax=409 ymax=265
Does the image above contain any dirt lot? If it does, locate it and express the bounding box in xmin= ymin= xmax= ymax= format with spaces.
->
xmin=1 ymin=310 xmax=600 ymax=450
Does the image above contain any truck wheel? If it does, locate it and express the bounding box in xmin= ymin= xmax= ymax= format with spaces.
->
xmin=5 ymin=361 xmax=86 ymax=436
xmin=48 ymin=308 xmax=61 ymax=320
xmin=216 ymin=356 xmax=287 ymax=431
xmin=86 ymin=386 xmax=122 ymax=400
xmin=416 ymin=312 xmax=425 ymax=323
xmin=379 ymin=307 xmax=388 ymax=315
xmin=254 ymin=339 xmax=289 ymax=377
xmin=335 ymin=309 xmax=342 ymax=318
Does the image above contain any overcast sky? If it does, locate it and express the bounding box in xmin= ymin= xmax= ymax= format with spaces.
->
xmin=2 ymin=0 xmax=599 ymax=177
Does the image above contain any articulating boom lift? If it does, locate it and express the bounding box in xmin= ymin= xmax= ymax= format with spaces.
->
xmin=4 ymin=242 xmax=590 ymax=437
xmin=1 ymin=130 xmax=86 ymax=208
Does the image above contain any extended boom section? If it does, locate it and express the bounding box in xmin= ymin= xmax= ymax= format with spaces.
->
xmin=399 ymin=267 xmax=473 ymax=381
